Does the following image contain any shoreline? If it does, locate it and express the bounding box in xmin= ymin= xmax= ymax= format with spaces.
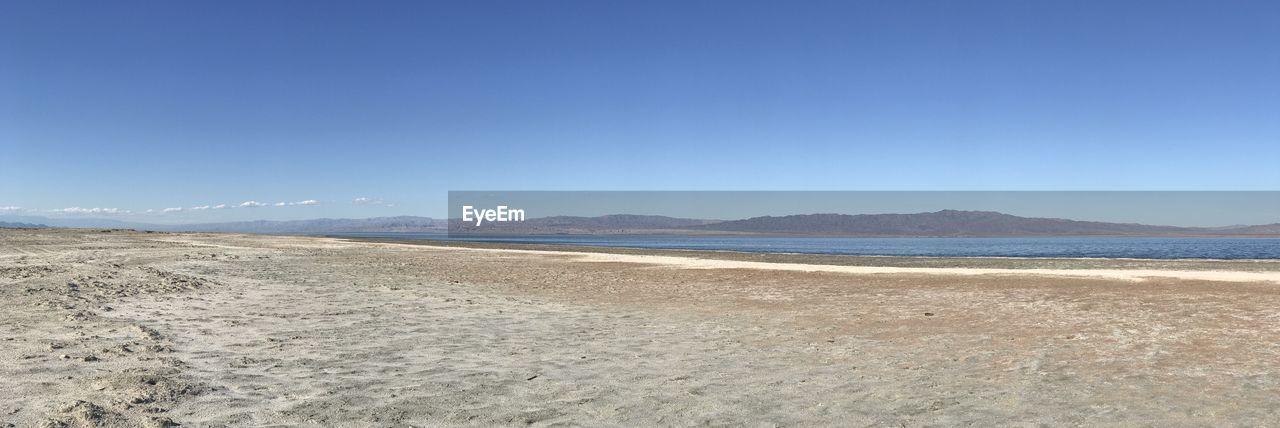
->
xmin=335 ymin=230 xmax=1280 ymax=238
xmin=349 ymin=239 xmax=1280 ymax=284
xmin=339 ymin=236 xmax=1280 ymax=273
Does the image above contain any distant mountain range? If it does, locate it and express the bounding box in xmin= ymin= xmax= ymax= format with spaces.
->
xmin=162 ymin=216 xmax=448 ymax=233
xmin=1205 ymin=223 xmax=1280 ymax=235
xmin=449 ymin=214 xmax=721 ymax=234
xmin=683 ymin=210 xmax=1195 ymax=236
xmin=4 ymin=210 xmax=1280 ymax=236
xmin=452 ymin=210 xmax=1280 ymax=236
xmin=0 ymin=215 xmax=447 ymax=234
xmin=0 ymin=221 xmax=49 ymax=229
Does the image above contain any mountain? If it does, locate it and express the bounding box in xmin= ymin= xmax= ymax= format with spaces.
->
xmin=0 ymin=221 xmax=49 ymax=229
xmin=4 ymin=211 xmax=1278 ymax=236
xmin=163 ymin=216 xmax=447 ymax=233
xmin=1212 ymin=223 xmax=1280 ymax=235
xmin=0 ymin=215 xmax=447 ymax=234
xmin=0 ymin=215 xmax=152 ymax=229
xmin=450 ymin=210 xmax=1280 ymax=236
xmin=684 ymin=210 xmax=1254 ymax=237
xmin=450 ymin=214 xmax=720 ymax=234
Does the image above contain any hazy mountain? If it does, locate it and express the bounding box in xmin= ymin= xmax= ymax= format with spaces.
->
xmin=0 ymin=215 xmax=152 ymax=229
xmin=684 ymin=210 xmax=1254 ymax=237
xmin=450 ymin=214 xmax=720 ymax=234
xmin=452 ymin=210 xmax=1280 ymax=236
xmin=162 ymin=216 xmax=448 ymax=233
xmin=0 ymin=215 xmax=446 ymax=234
xmin=4 ymin=211 xmax=1279 ymax=236
xmin=0 ymin=221 xmax=49 ymax=229
xmin=1212 ymin=223 xmax=1280 ymax=235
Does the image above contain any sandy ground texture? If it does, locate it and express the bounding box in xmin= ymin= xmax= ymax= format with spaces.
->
xmin=3 ymin=229 xmax=1280 ymax=427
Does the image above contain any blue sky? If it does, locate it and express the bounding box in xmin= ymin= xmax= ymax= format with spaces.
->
xmin=2 ymin=1 xmax=1279 ymax=222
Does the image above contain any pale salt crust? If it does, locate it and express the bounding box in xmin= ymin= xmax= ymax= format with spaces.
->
xmin=389 ymin=242 xmax=1280 ymax=284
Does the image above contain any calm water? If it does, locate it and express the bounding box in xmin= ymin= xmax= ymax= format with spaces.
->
xmin=327 ymin=233 xmax=1280 ymax=260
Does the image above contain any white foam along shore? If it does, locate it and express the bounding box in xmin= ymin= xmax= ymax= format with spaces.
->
xmin=391 ymin=242 xmax=1280 ymax=284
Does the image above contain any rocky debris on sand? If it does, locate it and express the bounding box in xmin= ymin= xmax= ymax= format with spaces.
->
xmin=60 ymin=400 xmax=105 ymax=423
xmin=37 ymin=419 xmax=69 ymax=428
xmin=39 ymin=400 xmax=129 ymax=427
xmin=91 ymin=370 xmax=211 ymax=410
xmin=132 ymin=325 xmax=163 ymax=341
xmin=137 ymin=267 xmax=216 ymax=291
xmin=145 ymin=417 xmax=180 ymax=428
xmin=0 ymin=265 xmax=64 ymax=280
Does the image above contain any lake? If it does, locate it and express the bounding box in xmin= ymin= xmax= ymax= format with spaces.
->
xmin=326 ymin=233 xmax=1280 ymax=260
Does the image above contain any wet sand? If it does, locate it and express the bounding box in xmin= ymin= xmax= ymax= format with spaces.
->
xmin=4 ymin=229 xmax=1280 ymax=426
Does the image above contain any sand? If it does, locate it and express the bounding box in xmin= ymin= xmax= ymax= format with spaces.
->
xmin=4 ymin=229 xmax=1280 ymax=426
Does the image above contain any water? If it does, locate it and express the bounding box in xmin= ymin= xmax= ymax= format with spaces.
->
xmin=326 ymin=233 xmax=1280 ymax=260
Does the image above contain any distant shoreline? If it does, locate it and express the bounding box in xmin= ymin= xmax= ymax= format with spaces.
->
xmin=440 ymin=231 xmax=1280 ymax=238
xmin=338 ymin=236 xmax=1280 ymax=271
xmin=7 ymin=209 xmax=1280 ymax=237
xmin=7 ymin=225 xmax=1280 ymax=238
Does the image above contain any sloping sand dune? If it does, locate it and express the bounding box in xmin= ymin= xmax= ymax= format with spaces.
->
xmin=4 ymin=229 xmax=1280 ymax=426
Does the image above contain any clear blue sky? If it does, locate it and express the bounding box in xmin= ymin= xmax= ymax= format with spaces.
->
xmin=3 ymin=1 xmax=1278 ymax=222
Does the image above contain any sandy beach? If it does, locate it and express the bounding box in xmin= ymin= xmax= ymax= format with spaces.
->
xmin=5 ymin=229 xmax=1280 ymax=426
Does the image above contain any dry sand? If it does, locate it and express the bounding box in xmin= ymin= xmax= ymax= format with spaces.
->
xmin=4 ymin=229 xmax=1280 ymax=426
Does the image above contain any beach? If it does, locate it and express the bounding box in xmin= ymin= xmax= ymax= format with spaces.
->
xmin=4 ymin=228 xmax=1280 ymax=426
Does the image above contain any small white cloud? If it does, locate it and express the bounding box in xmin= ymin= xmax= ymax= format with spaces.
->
xmin=266 ymin=201 xmax=318 ymax=207
xmin=0 ymin=206 xmax=22 ymax=212
xmin=239 ymin=201 xmax=266 ymax=208
xmin=190 ymin=205 xmax=211 ymax=211
xmin=51 ymin=207 xmax=128 ymax=215
xmin=353 ymin=197 xmax=388 ymax=206
xmin=145 ymin=209 xmax=154 ymax=213
xmin=162 ymin=207 xmax=183 ymax=213
xmin=212 ymin=204 xmax=227 ymax=209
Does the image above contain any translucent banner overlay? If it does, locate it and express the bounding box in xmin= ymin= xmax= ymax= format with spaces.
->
xmin=447 ymin=191 xmax=1280 ymax=237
